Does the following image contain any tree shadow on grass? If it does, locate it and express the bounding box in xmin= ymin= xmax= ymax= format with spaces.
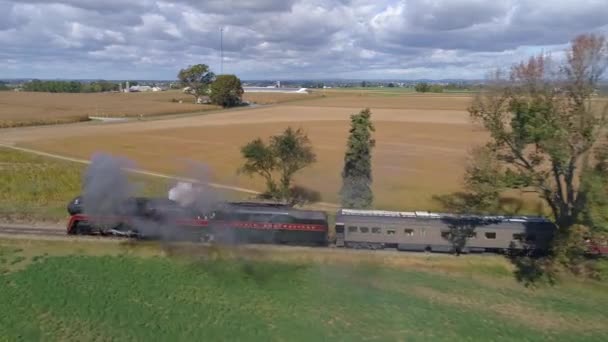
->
xmin=238 ymin=260 xmax=310 ymax=284
xmin=172 ymin=246 xmax=311 ymax=286
xmin=508 ymin=254 xmax=557 ymax=287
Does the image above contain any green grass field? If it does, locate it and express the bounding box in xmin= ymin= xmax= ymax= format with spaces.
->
xmin=1 ymin=239 xmax=607 ymax=341
xmin=0 ymin=147 xmax=242 ymax=222
xmin=0 ymin=148 xmax=83 ymax=221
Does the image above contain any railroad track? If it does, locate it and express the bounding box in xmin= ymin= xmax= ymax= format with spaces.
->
xmin=0 ymin=226 xmax=66 ymax=237
xmin=0 ymin=225 xmax=485 ymax=258
xmin=0 ymin=225 xmax=137 ymax=243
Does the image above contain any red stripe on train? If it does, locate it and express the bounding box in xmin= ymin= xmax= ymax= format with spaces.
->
xmin=67 ymin=215 xmax=326 ymax=232
xmin=214 ymin=221 xmax=327 ymax=232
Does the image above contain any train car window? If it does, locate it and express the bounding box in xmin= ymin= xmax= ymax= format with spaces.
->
xmin=335 ymin=225 xmax=344 ymax=233
xmin=360 ymin=227 xmax=369 ymax=233
xmin=386 ymin=229 xmax=396 ymax=235
xmin=404 ymin=229 xmax=414 ymax=236
xmin=485 ymin=232 xmax=497 ymax=239
xmin=513 ymin=233 xmax=524 ymax=241
xmin=441 ymin=231 xmax=450 ymax=239
xmin=372 ymin=227 xmax=381 ymax=234
xmin=348 ymin=226 xmax=357 ymax=233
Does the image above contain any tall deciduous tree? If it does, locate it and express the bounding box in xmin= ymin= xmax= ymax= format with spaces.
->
xmin=209 ymin=74 xmax=244 ymax=107
xmin=239 ymin=127 xmax=318 ymax=206
xmin=464 ymin=34 xmax=608 ymax=247
xmin=581 ymin=142 xmax=608 ymax=235
xmin=177 ymin=64 xmax=215 ymax=103
xmin=340 ymin=108 xmax=375 ymax=208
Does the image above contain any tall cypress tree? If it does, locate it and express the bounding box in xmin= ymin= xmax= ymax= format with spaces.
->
xmin=340 ymin=108 xmax=375 ymax=208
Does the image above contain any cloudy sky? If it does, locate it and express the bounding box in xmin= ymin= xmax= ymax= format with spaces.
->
xmin=1 ymin=0 xmax=607 ymax=80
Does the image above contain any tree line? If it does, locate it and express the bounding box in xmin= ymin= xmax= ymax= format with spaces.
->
xmin=414 ymin=82 xmax=444 ymax=93
xmin=238 ymin=33 xmax=608 ymax=280
xmin=22 ymin=80 xmax=120 ymax=93
xmin=414 ymin=82 xmax=481 ymax=93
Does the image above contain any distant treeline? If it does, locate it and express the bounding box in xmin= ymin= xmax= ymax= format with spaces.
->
xmin=414 ymin=82 xmax=481 ymax=93
xmin=414 ymin=83 xmax=444 ymax=93
xmin=22 ymin=80 xmax=120 ymax=93
xmin=0 ymin=81 xmax=10 ymax=91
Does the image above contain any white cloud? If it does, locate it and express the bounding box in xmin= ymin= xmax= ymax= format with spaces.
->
xmin=0 ymin=0 xmax=607 ymax=79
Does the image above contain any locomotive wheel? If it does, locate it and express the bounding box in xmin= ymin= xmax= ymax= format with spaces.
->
xmin=69 ymin=221 xmax=91 ymax=235
xmin=67 ymin=223 xmax=80 ymax=235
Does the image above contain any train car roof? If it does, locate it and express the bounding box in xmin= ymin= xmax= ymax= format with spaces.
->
xmin=336 ymin=208 xmax=552 ymax=223
xmin=227 ymin=201 xmax=292 ymax=209
xmin=217 ymin=202 xmax=328 ymax=220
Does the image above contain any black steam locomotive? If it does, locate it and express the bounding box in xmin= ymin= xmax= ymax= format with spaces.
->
xmin=66 ymin=196 xmax=329 ymax=246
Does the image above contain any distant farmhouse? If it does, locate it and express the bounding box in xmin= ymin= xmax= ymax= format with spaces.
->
xmin=127 ymin=85 xmax=164 ymax=92
xmin=119 ymin=81 xmax=166 ymax=93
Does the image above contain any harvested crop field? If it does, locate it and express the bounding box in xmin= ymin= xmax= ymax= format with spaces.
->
xmin=243 ymin=92 xmax=322 ymax=104
xmin=0 ymin=91 xmax=318 ymax=128
xmin=9 ymin=99 xmax=490 ymax=210
xmin=0 ymin=91 xmax=218 ymax=128
xmin=2 ymin=92 xmax=546 ymax=211
xmin=25 ymin=120 xmax=484 ymax=209
xmin=303 ymin=92 xmax=474 ymax=110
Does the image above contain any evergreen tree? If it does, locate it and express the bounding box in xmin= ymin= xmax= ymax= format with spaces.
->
xmin=340 ymin=108 xmax=375 ymax=208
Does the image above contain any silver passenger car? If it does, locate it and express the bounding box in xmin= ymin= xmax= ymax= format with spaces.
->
xmin=335 ymin=209 xmax=555 ymax=253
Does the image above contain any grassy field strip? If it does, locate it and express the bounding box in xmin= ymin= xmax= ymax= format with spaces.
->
xmin=0 ymin=235 xmax=508 ymax=268
xmin=1 ymin=238 xmax=607 ymax=341
xmin=0 ymin=144 xmax=340 ymax=210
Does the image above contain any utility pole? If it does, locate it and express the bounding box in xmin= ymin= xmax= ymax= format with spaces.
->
xmin=220 ymin=27 xmax=223 ymax=75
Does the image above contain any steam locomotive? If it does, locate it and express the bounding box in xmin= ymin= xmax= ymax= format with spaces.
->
xmin=66 ymin=196 xmax=329 ymax=246
xmin=66 ymin=195 xmax=608 ymax=256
